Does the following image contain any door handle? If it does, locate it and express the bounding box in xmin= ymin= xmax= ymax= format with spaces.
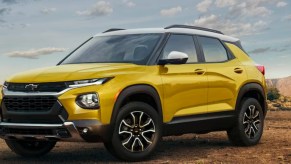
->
xmin=194 ymin=69 xmax=205 ymax=75
xmin=234 ymin=68 xmax=243 ymax=74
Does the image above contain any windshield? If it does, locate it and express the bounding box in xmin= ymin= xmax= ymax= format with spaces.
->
xmin=61 ymin=33 xmax=162 ymax=65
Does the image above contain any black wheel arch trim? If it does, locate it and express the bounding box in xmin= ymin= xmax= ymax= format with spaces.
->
xmin=110 ymin=84 xmax=163 ymax=124
xmin=236 ymin=82 xmax=267 ymax=116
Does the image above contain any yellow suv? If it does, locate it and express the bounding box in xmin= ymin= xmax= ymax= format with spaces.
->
xmin=0 ymin=25 xmax=267 ymax=161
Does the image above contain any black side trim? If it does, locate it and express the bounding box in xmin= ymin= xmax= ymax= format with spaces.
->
xmin=236 ymin=83 xmax=267 ymax=116
xmin=111 ymin=85 xmax=163 ymax=123
xmin=163 ymin=111 xmax=235 ymax=136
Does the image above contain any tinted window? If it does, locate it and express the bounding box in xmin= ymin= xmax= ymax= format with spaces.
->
xmin=61 ymin=34 xmax=162 ymax=65
xmin=198 ymin=36 xmax=228 ymax=62
xmin=162 ymin=34 xmax=198 ymax=63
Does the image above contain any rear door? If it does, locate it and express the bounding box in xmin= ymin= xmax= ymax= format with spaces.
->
xmin=159 ymin=34 xmax=208 ymax=121
xmin=196 ymin=36 xmax=247 ymax=113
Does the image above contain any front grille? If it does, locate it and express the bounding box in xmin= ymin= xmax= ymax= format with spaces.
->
xmin=7 ymin=82 xmax=67 ymax=92
xmin=3 ymin=96 xmax=57 ymax=112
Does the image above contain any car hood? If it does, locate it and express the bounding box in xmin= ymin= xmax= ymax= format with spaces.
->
xmin=6 ymin=63 xmax=144 ymax=83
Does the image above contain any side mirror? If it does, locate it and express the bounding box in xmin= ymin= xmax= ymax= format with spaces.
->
xmin=158 ymin=51 xmax=188 ymax=65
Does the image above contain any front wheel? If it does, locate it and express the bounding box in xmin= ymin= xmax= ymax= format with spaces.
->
xmin=104 ymin=102 xmax=162 ymax=161
xmin=5 ymin=140 xmax=56 ymax=157
xmin=227 ymin=98 xmax=264 ymax=146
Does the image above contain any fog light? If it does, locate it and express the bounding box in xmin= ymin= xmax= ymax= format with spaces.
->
xmin=82 ymin=128 xmax=89 ymax=134
xmin=76 ymin=93 xmax=99 ymax=109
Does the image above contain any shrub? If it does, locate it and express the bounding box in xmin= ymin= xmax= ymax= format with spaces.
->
xmin=267 ymin=87 xmax=280 ymax=101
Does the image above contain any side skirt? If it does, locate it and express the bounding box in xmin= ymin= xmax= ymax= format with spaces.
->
xmin=163 ymin=111 xmax=236 ymax=136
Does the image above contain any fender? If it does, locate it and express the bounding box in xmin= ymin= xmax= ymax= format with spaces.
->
xmin=236 ymin=83 xmax=267 ymax=115
xmin=110 ymin=84 xmax=163 ymax=123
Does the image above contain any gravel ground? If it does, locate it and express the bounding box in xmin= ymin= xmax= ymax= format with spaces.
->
xmin=0 ymin=111 xmax=290 ymax=164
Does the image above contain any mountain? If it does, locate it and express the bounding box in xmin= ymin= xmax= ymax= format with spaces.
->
xmin=266 ymin=76 xmax=291 ymax=97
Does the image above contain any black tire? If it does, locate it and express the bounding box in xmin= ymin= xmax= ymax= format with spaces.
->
xmin=5 ymin=140 xmax=56 ymax=157
xmin=227 ymin=98 xmax=264 ymax=146
xmin=103 ymin=141 xmax=117 ymax=157
xmin=104 ymin=102 xmax=162 ymax=161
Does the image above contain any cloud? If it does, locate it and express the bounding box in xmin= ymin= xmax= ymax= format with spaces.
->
xmin=272 ymin=48 xmax=287 ymax=52
xmin=1 ymin=0 xmax=18 ymax=5
xmin=284 ymin=15 xmax=291 ymax=21
xmin=276 ymin=1 xmax=287 ymax=7
xmin=249 ymin=47 xmax=271 ymax=54
xmin=249 ymin=47 xmax=288 ymax=54
xmin=76 ymin=1 xmax=113 ymax=17
xmin=0 ymin=22 xmax=30 ymax=29
xmin=41 ymin=8 xmax=56 ymax=15
xmin=196 ymin=0 xmax=212 ymax=13
xmin=0 ymin=8 xmax=11 ymax=15
xmin=19 ymin=23 xmax=30 ymax=28
xmin=188 ymin=14 xmax=268 ymax=37
xmin=122 ymin=0 xmax=135 ymax=8
xmin=229 ymin=2 xmax=272 ymax=18
xmin=160 ymin=6 xmax=182 ymax=16
xmin=191 ymin=14 xmax=218 ymax=26
xmin=6 ymin=47 xmax=66 ymax=59
xmin=215 ymin=0 xmax=236 ymax=8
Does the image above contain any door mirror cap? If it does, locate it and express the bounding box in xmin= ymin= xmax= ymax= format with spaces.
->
xmin=158 ymin=51 xmax=189 ymax=65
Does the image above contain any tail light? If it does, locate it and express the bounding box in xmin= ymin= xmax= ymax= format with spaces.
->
xmin=256 ymin=64 xmax=265 ymax=75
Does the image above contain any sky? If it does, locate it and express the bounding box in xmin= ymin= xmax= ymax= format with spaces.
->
xmin=0 ymin=0 xmax=290 ymax=83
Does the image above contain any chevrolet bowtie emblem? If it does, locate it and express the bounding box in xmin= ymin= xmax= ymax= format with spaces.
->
xmin=25 ymin=84 xmax=38 ymax=91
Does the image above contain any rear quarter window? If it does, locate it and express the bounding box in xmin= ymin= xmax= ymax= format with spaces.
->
xmin=198 ymin=36 xmax=229 ymax=62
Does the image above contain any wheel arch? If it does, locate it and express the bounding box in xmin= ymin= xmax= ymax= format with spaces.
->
xmin=236 ymin=83 xmax=267 ymax=116
xmin=110 ymin=84 xmax=163 ymax=124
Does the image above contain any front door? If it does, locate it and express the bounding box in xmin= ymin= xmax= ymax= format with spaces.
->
xmin=159 ymin=34 xmax=208 ymax=121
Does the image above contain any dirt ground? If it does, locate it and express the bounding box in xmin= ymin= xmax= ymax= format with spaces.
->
xmin=0 ymin=111 xmax=290 ymax=164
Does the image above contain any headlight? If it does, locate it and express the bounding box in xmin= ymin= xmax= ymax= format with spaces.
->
xmin=76 ymin=93 xmax=99 ymax=109
xmin=66 ymin=77 xmax=113 ymax=88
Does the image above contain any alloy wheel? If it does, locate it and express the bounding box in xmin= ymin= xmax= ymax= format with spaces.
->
xmin=118 ymin=111 xmax=156 ymax=152
xmin=243 ymin=105 xmax=261 ymax=139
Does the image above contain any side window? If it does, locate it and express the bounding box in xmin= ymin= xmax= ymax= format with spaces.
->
xmin=198 ymin=36 xmax=228 ymax=62
xmin=162 ymin=34 xmax=198 ymax=63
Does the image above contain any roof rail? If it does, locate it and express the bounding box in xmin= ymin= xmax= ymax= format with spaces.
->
xmin=103 ymin=28 xmax=125 ymax=33
xmin=165 ymin=25 xmax=223 ymax=34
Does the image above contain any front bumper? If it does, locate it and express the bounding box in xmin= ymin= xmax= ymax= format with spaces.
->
xmin=0 ymin=120 xmax=110 ymax=142
xmin=0 ymin=85 xmax=112 ymax=142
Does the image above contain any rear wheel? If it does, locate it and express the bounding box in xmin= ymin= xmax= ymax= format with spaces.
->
xmin=5 ymin=140 xmax=56 ymax=157
xmin=104 ymin=102 xmax=162 ymax=161
xmin=227 ymin=98 xmax=264 ymax=146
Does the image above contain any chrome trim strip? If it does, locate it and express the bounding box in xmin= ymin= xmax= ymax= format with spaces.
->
xmin=68 ymin=80 xmax=104 ymax=88
xmin=0 ymin=122 xmax=84 ymax=142
xmin=2 ymin=78 xmax=110 ymax=96
xmin=5 ymin=134 xmax=61 ymax=141
xmin=58 ymin=115 xmax=66 ymax=122
xmin=57 ymin=100 xmax=63 ymax=106
xmin=64 ymin=122 xmax=82 ymax=141
xmin=2 ymin=87 xmax=72 ymax=96
xmin=0 ymin=122 xmax=63 ymax=128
